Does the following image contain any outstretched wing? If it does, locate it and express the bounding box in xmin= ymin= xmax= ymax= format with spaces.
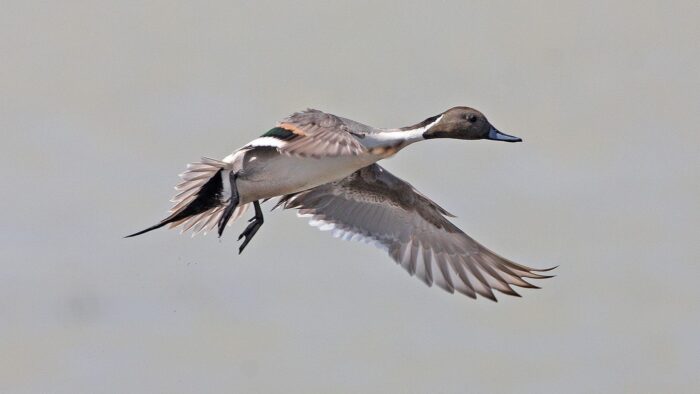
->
xmin=276 ymin=164 xmax=554 ymax=301
xmin=247 ymin=109 xmax=368 ymax=158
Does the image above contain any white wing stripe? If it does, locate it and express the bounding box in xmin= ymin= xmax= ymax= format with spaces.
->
xmin=245 ymin=137 xmax=286 ymax=149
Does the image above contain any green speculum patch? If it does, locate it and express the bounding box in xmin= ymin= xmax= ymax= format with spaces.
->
xmin=261 ymin=127 xmax=297 ymax=140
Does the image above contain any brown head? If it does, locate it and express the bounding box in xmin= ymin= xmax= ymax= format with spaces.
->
xmin=421 ymin=107 xmax=521 ymax=142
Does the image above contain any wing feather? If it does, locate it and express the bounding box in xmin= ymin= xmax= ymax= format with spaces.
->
xmin=278 ymin=164 xmax=554 ymax=301
xmin=270 ymin=109 xmax=368 ymax=158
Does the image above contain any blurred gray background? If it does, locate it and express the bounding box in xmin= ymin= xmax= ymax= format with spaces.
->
xmin=2 ymin=1 xmax=699 ymax=393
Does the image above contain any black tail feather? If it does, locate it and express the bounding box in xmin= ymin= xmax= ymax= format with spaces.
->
xmin=125 ymin=169 xmax=225 ymax=238
xmin=124 ymin=221 xmax=171 ymax=238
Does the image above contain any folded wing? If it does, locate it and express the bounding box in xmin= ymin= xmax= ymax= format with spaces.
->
xmin=267 ymin=109 xmax=368 ymax=158
xmin=276 ymin=164 xmax=553 ymax=300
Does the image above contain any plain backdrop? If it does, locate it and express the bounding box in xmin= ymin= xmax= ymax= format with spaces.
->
xmin=2 ymin=1 xmax=699 ymax=393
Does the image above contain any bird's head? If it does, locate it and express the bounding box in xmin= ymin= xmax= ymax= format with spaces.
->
xmin=422 ymin=107 xmax=521 ymax=142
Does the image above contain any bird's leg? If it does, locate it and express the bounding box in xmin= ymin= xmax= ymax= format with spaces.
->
xmin=238 ymin=200 xmax=264 ymax=254
xmin=217 ymin=171 xmax=239 ymax=237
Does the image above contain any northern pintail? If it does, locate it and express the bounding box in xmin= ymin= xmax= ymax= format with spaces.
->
xmin=128 ymin=107 xmax=554 ymax=300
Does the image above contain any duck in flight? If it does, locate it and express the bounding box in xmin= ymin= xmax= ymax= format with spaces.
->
xmin=127 ymin=107 xmax=554 ymax=301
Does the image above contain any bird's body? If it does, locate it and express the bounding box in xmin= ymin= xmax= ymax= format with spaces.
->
xmin=128 ymin=107 xmax=553 ymax=301
xmin=224 ymin=144 xmax=377 ymax=204
xmin=225 ymin=110 xmax=441 ymax=203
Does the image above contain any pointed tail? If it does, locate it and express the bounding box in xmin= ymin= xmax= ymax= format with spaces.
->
xmin=126 ymin=158 xmax=249 ymax=238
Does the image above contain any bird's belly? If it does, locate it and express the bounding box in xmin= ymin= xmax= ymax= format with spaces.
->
xmin=236 ymin=152 xmax=376 ymax=203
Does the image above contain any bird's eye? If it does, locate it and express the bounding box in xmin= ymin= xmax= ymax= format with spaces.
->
xmin=467 ymin=114 xmax=477 ymax=123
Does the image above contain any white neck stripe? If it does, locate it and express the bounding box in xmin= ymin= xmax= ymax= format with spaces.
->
xmin=365 ymin=114 xmax=443 ymax=148
xmin=399 ymin=114 xmax=443 ymax=139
